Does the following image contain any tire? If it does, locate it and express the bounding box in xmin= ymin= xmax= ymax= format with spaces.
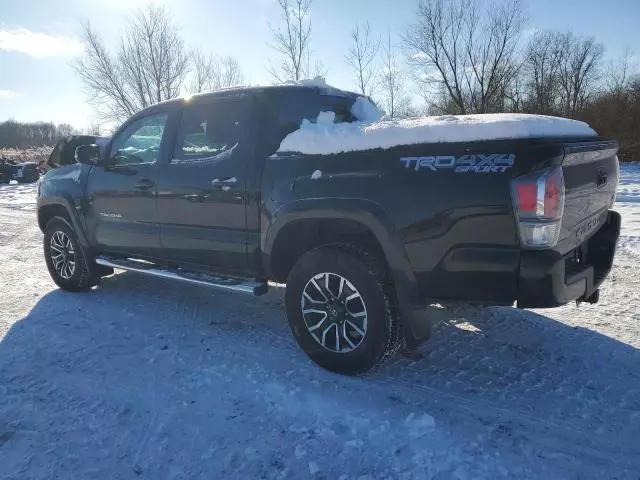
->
xmin=43 ymin=217 xmax=97 ymax=292
xmin=285 ymin=245 xmax=400 ymax=375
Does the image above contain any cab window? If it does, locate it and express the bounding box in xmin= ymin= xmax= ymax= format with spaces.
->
xmin=109 ymin=113 xmax=168 ymax=166
xmin=173 ymin=102 xmax=246 ymax=163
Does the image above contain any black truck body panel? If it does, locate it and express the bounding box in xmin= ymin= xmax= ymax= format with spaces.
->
xmin=37 ymin=84 xmax=621 ymax=346
xmin=263 ymin=137 xmax=618 ymax=308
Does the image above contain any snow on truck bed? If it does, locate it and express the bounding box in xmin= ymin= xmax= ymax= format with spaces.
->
xmin=278 ymin=97 xmax=597 ymax=155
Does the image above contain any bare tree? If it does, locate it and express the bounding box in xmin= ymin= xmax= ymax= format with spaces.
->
xmin=523 ymin=31 xmax=564 ymax=114
xmin=557 ymin=33 xmax=604 ymax=117
xmin=605 ymin=48 xmax=637 ymax=95
xmin=74 ymin=4 xmax=189 ymax=122
xmin=379 ymin=31 xmax=413 ymax=118
xmin=502 ymin=69 xmax=525 ymax=112
xmin=86 ymin=122 xmax=102 ymax=136
xmin=405 ymin=0 xmax=525 ymax=114
xmin=345 ymin=22 xmax=380 ymax=96
xmin=268 ymin=0 xmax=324 ymax=82
xmin=188 ymin=52 xmax=245 ymax=93
xmin=189 ymin=51 xmax=216 ymax=94
xmin=219 ymin=56 xmax=245 ymax=88
xmin=522 ymin=30 xmax=604 ymax=117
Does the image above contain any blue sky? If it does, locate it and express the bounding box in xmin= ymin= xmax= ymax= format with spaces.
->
xmin=0 ymin=0 xmax=639 ymax=129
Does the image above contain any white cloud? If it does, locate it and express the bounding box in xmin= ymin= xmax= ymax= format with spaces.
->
xmin=411 ymin=52 xmax=429 ymax=61
xmin=0 ymin=28 xmax=82 ymax=58
xmin=0 ymin=90 xmax=22 ymax=99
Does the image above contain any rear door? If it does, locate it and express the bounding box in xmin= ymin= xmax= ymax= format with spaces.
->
xmin=156 ymin=97 xmax=252 ymax=273
xmin=85 ymin=112 xmax=171 ymax=259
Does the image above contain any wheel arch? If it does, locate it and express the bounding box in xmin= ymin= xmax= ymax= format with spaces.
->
xmin=38 ymin=196 xmax=89 ymax=247
xmin=263 ymin=199 xmax=417 ymax=296
xmin=264 ymin=198 xmax=433 ymax=346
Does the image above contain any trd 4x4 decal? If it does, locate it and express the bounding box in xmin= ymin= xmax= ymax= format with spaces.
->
xmin=400 ymin=154 xmax=515 ymax=173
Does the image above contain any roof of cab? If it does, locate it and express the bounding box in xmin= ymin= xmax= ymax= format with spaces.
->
xmin=135 ymin=83 xmax=360 ymax=117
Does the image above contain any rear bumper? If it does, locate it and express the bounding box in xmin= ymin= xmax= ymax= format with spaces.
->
xmin=517 ymin=210 xmax=620 ymax=308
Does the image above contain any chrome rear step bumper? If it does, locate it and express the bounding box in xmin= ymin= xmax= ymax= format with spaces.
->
xmin=95 ymin=256 xmax=268 ymax=296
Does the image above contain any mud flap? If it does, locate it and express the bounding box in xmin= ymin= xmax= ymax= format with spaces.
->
xmin=397 ymin=295 xmax=432 ymax=348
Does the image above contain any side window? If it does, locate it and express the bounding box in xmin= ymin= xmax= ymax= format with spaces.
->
xmin=173 ymin=102 xmax=245 ymax=163
xmin=326 ymin=104 xmax=356 ymax=123
xmin=305 ymin=104 xmax=355 ymax=124
xmin=109 ymin=113 xmax=168 ymax=167
xmin=280 ymin=98 xmax=355 ymax=134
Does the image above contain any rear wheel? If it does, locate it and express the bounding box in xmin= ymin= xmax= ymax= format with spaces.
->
xmin=285 ymin=245 xmax=400 ymax=375
xmin=44 ymin=217 xmax=97 ymax=291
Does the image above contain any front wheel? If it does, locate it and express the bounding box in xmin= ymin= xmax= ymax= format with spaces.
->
xmin=285 ymin=246 xmax=400 ymax=375
xmin=43 ymin=217 xmax=97 ymax=291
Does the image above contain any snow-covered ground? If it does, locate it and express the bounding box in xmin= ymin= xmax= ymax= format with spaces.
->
xmin=0 ymin=166 xmax=639 ymax=479
xmin=616 ymin=164 xmax=640 ymax=257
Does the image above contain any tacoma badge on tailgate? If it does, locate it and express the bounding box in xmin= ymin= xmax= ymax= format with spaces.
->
xmin=576 ymin=215 xmax=601 ymax=240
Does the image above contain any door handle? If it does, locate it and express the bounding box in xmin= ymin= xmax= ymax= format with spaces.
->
xmin=211 ymin=177 xmax=238 ymax=185
xmin=182 ymin=193 xmax=210 ymax=202
xmin=135 ymin=179 xmax=155 ymax=190
xmin=211 ymin=177 xmax=238 ymax=192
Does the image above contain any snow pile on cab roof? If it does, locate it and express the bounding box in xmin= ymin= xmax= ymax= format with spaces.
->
xmin=278 ymin=108 xmax=597 ymax=156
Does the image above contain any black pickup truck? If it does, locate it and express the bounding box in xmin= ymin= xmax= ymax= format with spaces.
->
xmin=37 ymin=84 xmax=620 ymax=374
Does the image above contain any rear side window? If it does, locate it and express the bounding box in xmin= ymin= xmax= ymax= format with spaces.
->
xmin=303 ymin=103 xmax=356 ymax=124
xmin=173 ymin=101 xmax=246 ymax=163
xmin=330 ymin=104 xmax=356 ymax=123
xmin=255 ymin=90 xmax=358 ymax=155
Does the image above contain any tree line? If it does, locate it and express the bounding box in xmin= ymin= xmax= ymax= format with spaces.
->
xmin=0 ymin=120 xmax=76 ymax=150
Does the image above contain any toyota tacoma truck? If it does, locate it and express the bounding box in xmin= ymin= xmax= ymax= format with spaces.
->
xmin=37 ymin=84 xmax=620 ymax=375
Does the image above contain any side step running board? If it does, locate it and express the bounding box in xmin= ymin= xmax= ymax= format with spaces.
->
xmin=95 ymin=256 xmax=268 ymax=296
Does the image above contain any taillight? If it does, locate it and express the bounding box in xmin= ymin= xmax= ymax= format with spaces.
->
xmin=511 ymin=166 xmax=565 ymax=248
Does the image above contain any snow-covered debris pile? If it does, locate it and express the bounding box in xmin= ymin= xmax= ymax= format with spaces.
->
xmin=278 ymin=108 xmax=597 ymax=156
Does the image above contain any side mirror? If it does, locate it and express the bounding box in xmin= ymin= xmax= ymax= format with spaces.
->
xmin=75 ymin=144 xmax=101 ymax=165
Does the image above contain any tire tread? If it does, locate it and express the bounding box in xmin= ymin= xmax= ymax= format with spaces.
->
xmin=324 ymin=244 xmax=401 ymax=372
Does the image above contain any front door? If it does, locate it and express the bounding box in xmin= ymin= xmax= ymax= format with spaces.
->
xmin=156 ymin=99 xmax=251 ymax=273
xmin=85 ymin=112 xmax=170 ymax=259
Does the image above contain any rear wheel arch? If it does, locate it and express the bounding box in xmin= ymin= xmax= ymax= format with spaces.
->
xmin=265 ymin=201 xmax=430 ymax=349
xmin=265 ymin=208 xmax=400 ymax=284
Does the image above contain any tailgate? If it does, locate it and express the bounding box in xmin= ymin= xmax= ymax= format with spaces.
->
xmin=559 ymin=140 xmax=619 ymax=253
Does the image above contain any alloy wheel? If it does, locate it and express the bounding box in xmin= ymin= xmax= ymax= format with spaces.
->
xmin=300 ymin=272 xmax=368 ymax=353
xmin=49 ymin=231 xmax=76 ymax=280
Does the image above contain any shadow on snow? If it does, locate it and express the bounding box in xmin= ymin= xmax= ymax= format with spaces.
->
xmin=1 ymin=271 xmax=639 ymax=478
